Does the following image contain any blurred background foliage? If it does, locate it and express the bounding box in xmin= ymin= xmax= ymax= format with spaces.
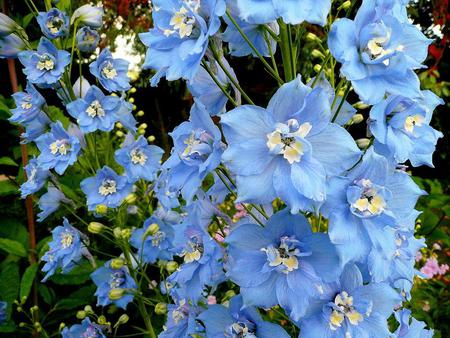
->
xmin=0 ymin=0 xmax=448 ymax=336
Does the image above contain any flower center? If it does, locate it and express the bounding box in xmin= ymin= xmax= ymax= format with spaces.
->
xmin=49 ymin=139 xmax=70 ymax=155
xmin=181 ymin=129 xmax=213 ymax=162
xmin=227 ymin=321 xmax=256 ymax=338
xmin=46 ymin=16 xmax=64 ymax=34
xmin=37 ymin=54 xmax=55 ymax=71
xmin=404 ymin=115 xmax=424 ymax=133
xmin=82 ymin=325 xmax=101 ymax=338
xmin=130 ymin=148 xmax=148 ymax=165
xmin=86 ymin=100 xmax=105 ymax=118
xmin=109 ymin=271 xmax=125 ymax=289
xmin=151 ymin=231 xmax=166 ymax=247
xmin=98 ymin=179 xmax=117 ymax=196
xmin=364 ymin=28 xmax=404 ymax=66
xmin=172 ymin=301 xmax=189 ymax=324
xmin=21 ymin=97 xmax=33 ymax=110
xmin=329 ymin=291 xmax=364 ymax=331
xmin=266 ymin=119 xmax=311 ymax=164
xmin=101 ymin=62 xmax=117 ymax=79
xmin=262 ymin=236 xmax=303 ymax=274
xmin=60 ymin=231 xmax=73 ymax=249
xmin=183 ymin=236 xmax=204 ymax=263
xmin=350 ymin=179 xmax=386 ymax=216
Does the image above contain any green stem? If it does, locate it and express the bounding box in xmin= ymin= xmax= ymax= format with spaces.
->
xmin=331 ymin=85 xmax=351 ymax=123
xmin=263 ymin=31 xmax=280 ymax=82
xmin=310 ymin=52 xmax=331 ymax=88
xmin=287 ymin=24 xmax=296 ymax=77
xmin=68 ymin=21 xmax=78 ymax=80
xmin=201 ymin=60 xmax=238 ymax=107
xmin=278 ymin=20 xmax=294 ymax=82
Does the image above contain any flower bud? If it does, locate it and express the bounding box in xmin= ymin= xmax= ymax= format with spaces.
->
xmin=113 ymin=227 xmax=123 ymax=239
xmin=111 ymin=258 xmax=125 ymax=270
xmin=116 ymin=122 xmax=123 ymax=129
xmin=223 ymin=290 xmax=236 ymax=301
xmin=84 ymin=305 xmax=94 ymax=314
xmin=97 ymin=315 xmax=108 ymax=325
xmin=116 ymin=314 xmax=129 ymax=325
xmin=306 ymin=32 xmax=321 ymax=43
xmin=356 ymin=138 xmax=371 ymax=149
xmin=341 ymin=1 xmax=352 ymax=10
xmin=0 ymin=34 xmax=27 ymax=59
xmin=128 ymin=97 xmax=135 ymax=104
xmin=148 ymin=135 xmax=156 ymax=142
xmin=76 ymin=26 xmax=100 ymax=53
xmin=30 ymin=305 xmax=39 ymax=312
xmin=0 ymin=13 xmax=20 ymax=37
xmin=166 ymin=261 xmax=179 ymax=273
xmin=71 ymin=4 xmax=104 ymax=29
xmin=88 ymin=222 xmax=104 ymax=234
xmin=19 ymin=322 xmax=26 ymax=328
xmin=108 ymin=288 xmax=125 ymax=300
xmin=124 ymin=193 xmax=136 ymax=204
xmin=138 ymin=129 xmax=146 ymax=135
xmin=116 ymin=130 xmax=124 ymax=137
xmin=76 ymin=310 xmax=86 ymax=319
xmin=137 ymin=110 xmax=145 ymax=117
xmin=313 ymin=64 xmax=322 ymax=73
xmin=155 ymin=302 xmax=168 ymax=315
xmin=95 ymin=204 xmax=108 ymax=215
xmin=145 ymin=223 xmax=160 ymax=237
xmin=350 ymin=114 xmax=364 ymax=124
xmin=311 ymin=49 xmax=325 ymax=59
xmin=353 ymin=101 xmax=370 ymax=110
xmin=59 ymin=323 xmax=66 ymax=331
xmin=121 ymin=229 xmax=132 ymax=240
xmin=130 ymin=87 xmax=137 ymax=93
xmin=139 ymin=123 xmax=148 ymax=129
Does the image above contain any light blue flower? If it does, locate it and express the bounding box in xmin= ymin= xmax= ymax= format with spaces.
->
xmin=0 ymin=13 xmax=19 ymax=37
xmin=234 ymin=0 xmax=330 ymax=25
xmin=130 ymin=216 xmax=175 ymax=263
xmin=18 ymin=38 xmax=70 ymax=86
xmin=89 ymin=48 xmax=131 ymax=92
xmin=90 ymin=260 xmax=137 ymax=309
xmin=298 ymin=264 xmax=401 ymax=338
xmin=225 ymin=210 xmax=341 ymax=321
xmin=221 ymin=76 xmax=361 ymax=213
xmin=115 ymin=135 xmax=164 ymax=182
xmin=76 ymin=26 xmax=100 ymax=53
xmin=37 ymin=184 xmax=69 ymax=222
xmin=41 ymin=218 xmax=87 ymax=282
xmin=187 ymin=59 xmax=232 ymax=116
xmin=393 ymin=309 xmax=434 ymax=338
xmin=67 ymin=85 xmax=123 ymax=133
xmin=114 ymin=99 xmax=136 ymax=132
xmin=0 ymin=33 xmax=26 ymax=59
xmin=139 ymin=0 xmax=226 ymax=86
xmin=328 ymin=0 xmax=431 ymax=104
xmin=9 ymin=83 xmax=46 ymax=124
xmin=154 ymin=169 xmax=181 ymax=210
xmin=20 ymin=112 xmax=51 ymax=143
xmin=80 ymin=166 xmax=133 ymax=211
xmin=37 ymin=9 xmax=69 ymax=39
xmin=35 ymin=121 xmax=81 ymax=175
xmin=224 ymin=1 xmax=279 ymax=57
xmin=20 ymin=158 xmax=50 ymax=198
xmin=166 ymin=222 xmax=225 ymax=302
xmin=61 ymin=318 xmax=106 ymax=338
xmin=163 ymin=101 xmax=224 ymax=204
xmin=0 ymin=302 xmax=6 ymax=324
xmin=159 ymin=300 xmax=203 ymax=338
xmin=369 ymin=91 xmax=444 ymax=167
xmin=71 ymin=4 xmax=104 ymax=29
xmin=199 ymin=294 xmax=290 ymax=338
xmin=320 ymin=148 xmax=425 ymax=265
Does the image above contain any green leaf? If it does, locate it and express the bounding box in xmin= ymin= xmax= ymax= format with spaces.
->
xmin=38 ymin=284 xmax=54 ymax=305
xmin=50 ymin=261 xmax=98 ymax=285
xmin=22 ymin=13 xmax=34 ymax=28
xmin=56 ymin=0 xmax=71 ymax=12
xmin=20 ymin=264 xmax=38 ymax=300
xmin=0 ymin=180 xmax=18 ymax=196
xmin=0 ymin=157 xmax=18 ymax=167
xmin=0 ymin=238 xmax=27 ymax=257
xmin=0 ymin=219 xmax=29 ymax=250
xmin=0 ymin=263 xmax=20 ymax=320
xmin=47 ymin=105 xmax=70 ymax=128
xmin=0 ymin=323 xmax=16 ymax=333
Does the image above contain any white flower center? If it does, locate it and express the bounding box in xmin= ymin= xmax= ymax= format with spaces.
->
xmin=50 ymin=140 xmax=70 ymax=155
xmin=60 ymin=231 xmax=73 ymax=249
xmin=37 ymin=54 xmax=55 ymax=71
xmin=101 ymin=62 xmax=117 ymax=79
xmin=329 ymin=291 xmax=364 ymax=331
xmin=98 ymin=179 xmax=117 ymax=196
xmin=351 ymin=179 xmax=386 ymax=216
xmin=404 ymin=115 xmax=424 ymax=133
xmin=21 ymin=98 xmax=32 ymax=110
xmin=46 ymin=17 xmax=64 ymax=34
xmin=86 ymin=100 xmax=105 ymax=118
xmin=130 ymin=148 xmax=148 ymax=165
xmin=366 ymin=31 xmax=404 ymax=66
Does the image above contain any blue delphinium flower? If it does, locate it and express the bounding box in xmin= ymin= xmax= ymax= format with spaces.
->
xmin=139 ymin=0 xmax=226 ymax=86
xmin=115 ymin=135 xmax=164 ymax=182
xmin=166 ymin=222 xmax=225 ymax=302
xmin=225 ymin=210 xmax=341 ymax=321
xmin=224 ymin=0 xmax=279 ymax=57
xmin=199 ymin=294 xmax=290 ymax=338
xmin=159 ymin=300 xmax=204 ymax=338
xmin=0 ymin=33 xmax=26 ymax=59
xmin=234 ymin=0 xmax=330 ymax=25
xmin=19 ymin=38 xmax=70 ymax=86
xmin=9 ymin=83 xmax=46 ymax=124
xmin=20 ymin=158 xmax=50 ymax=198
xmin=298 ymin=264 xmax=400 ymax=338
xmin=320 ymin=148 xmax=425 ymax=265
xmin=221 ymin=76 xmax=360 ymax=213
xmin=163 ymin=101 xmax=224 ymax=203
xmin=35 ymin=121 xmax=81 ymax=175
xmin=67 ymin=85 xmax=124 ymax=133
xmin=76 ymin=26 xmax=100 ymax=53
xmin=328 ymin=0 xmax=431 ymax=104
xmin=37 ymin=9 xmax=69 ymax=39
xmin=80 ymin=166 xmax=133 ymax=211
xmin=71 ymin=4 xmax=104 ymax=29
xmin=41 ymin=218 xmax=87 ymax=281
xmin=154 ymin=169 xmax=181 ymax=210
xmin=90 ymin=260 xmax=137 ymax=309
xmin=369 ymin=91 xmax=444 ymax=167
xmin=37 ymin=184 xmax=69 ymax=222
xmin=392 ymin=309 xmax=434 ymax=338
xmin=0 ymin=301 xmax=6 ymax=324
xmin=114 ymin=99 xmax=137 ymax=132
xmin=89 ymin=48 xmax=131 ymax=92
xmin=130 ymin=216 xmax=175 ymax=263
xmin=20 ymin=112 xmax=51 ymax=143
xmin=61 ymin=317 xmax=106 ymax=338
xmin=187 ymin=59 xmax=233 ymax=116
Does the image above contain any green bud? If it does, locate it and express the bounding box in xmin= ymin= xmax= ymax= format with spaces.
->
xmin=138 ymin=129 xmax=146 ymax=135
xmin=108 ymin=288 xmax=125 ymax=300
xmin=148 ymin=135 xmax=156 ymax=142
xmin=116 ymin=122 xmax=123 ymax=129
xmin=306 ymin=32 xmax=321 ymax=43
xmin=19 ymin=322 xmax=26 ymax=328
xmin=88 ymin=222 xmax=104 ymax=234
xmin=145 ymin=223 xmax=160 ymax=237
xmin=116 ymin=130 xmax=124 ymax=137
xmin=311 ymin=49 xmax=325 ymax=59
xmin=139 ymin=123 xmax=148 ymax=129
xmin=341 ymin=1 xmax=352 ymax=10
xmin=124 ymin=193 xmax=137 ymax=204
xmin=116 ymin=314 xmax=129 ymax=325
xmin=158 ymin=260 xmax=168 ymax=269
xmin=223 ymin=290 xmax=236 ymax=301
xmin=121 ymin=229 xmax=132 ymax=240
xmin=111 ymin=258 xmax=125 ymax=270
xmin=155 ymin=302 xmax=168 ymax=315
xmin=113 ymin=227 xmax=123 ymax=239
xmin=84 ymin=305 xmax=94 ymax=314
xmin=95 ymin=204 xmax=108 ymax=215
xmin=30 ymin=305 xmax=39 ymax=312
xmin=59 ymin=323 xmax=66 ymax=331
xmin=129 ymin=97 xmax=135 ymax=103
xmin=356 ymin=138 xmax=371 ymax=149
xmin=130 ymin=87 xmax=137 ymax=93
xmin=17 ymin=306 xmax=23 ymax=312
xmin=350 ymin=114 xmax=364 ymax=124
xmin=313 ymin=64 xmax=322 ymax=73
xmin=166 ymin=261 xmax=179 ymax=273
xmin=353 ymin=101 xmax=370 ymax=110
xmin=137 ymin=110 xmax=145 ymax=117
xmin=76 ymin=310 xmax=86 ymax=319
xmin=98 ymin=315 xmax=108 ymax=325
